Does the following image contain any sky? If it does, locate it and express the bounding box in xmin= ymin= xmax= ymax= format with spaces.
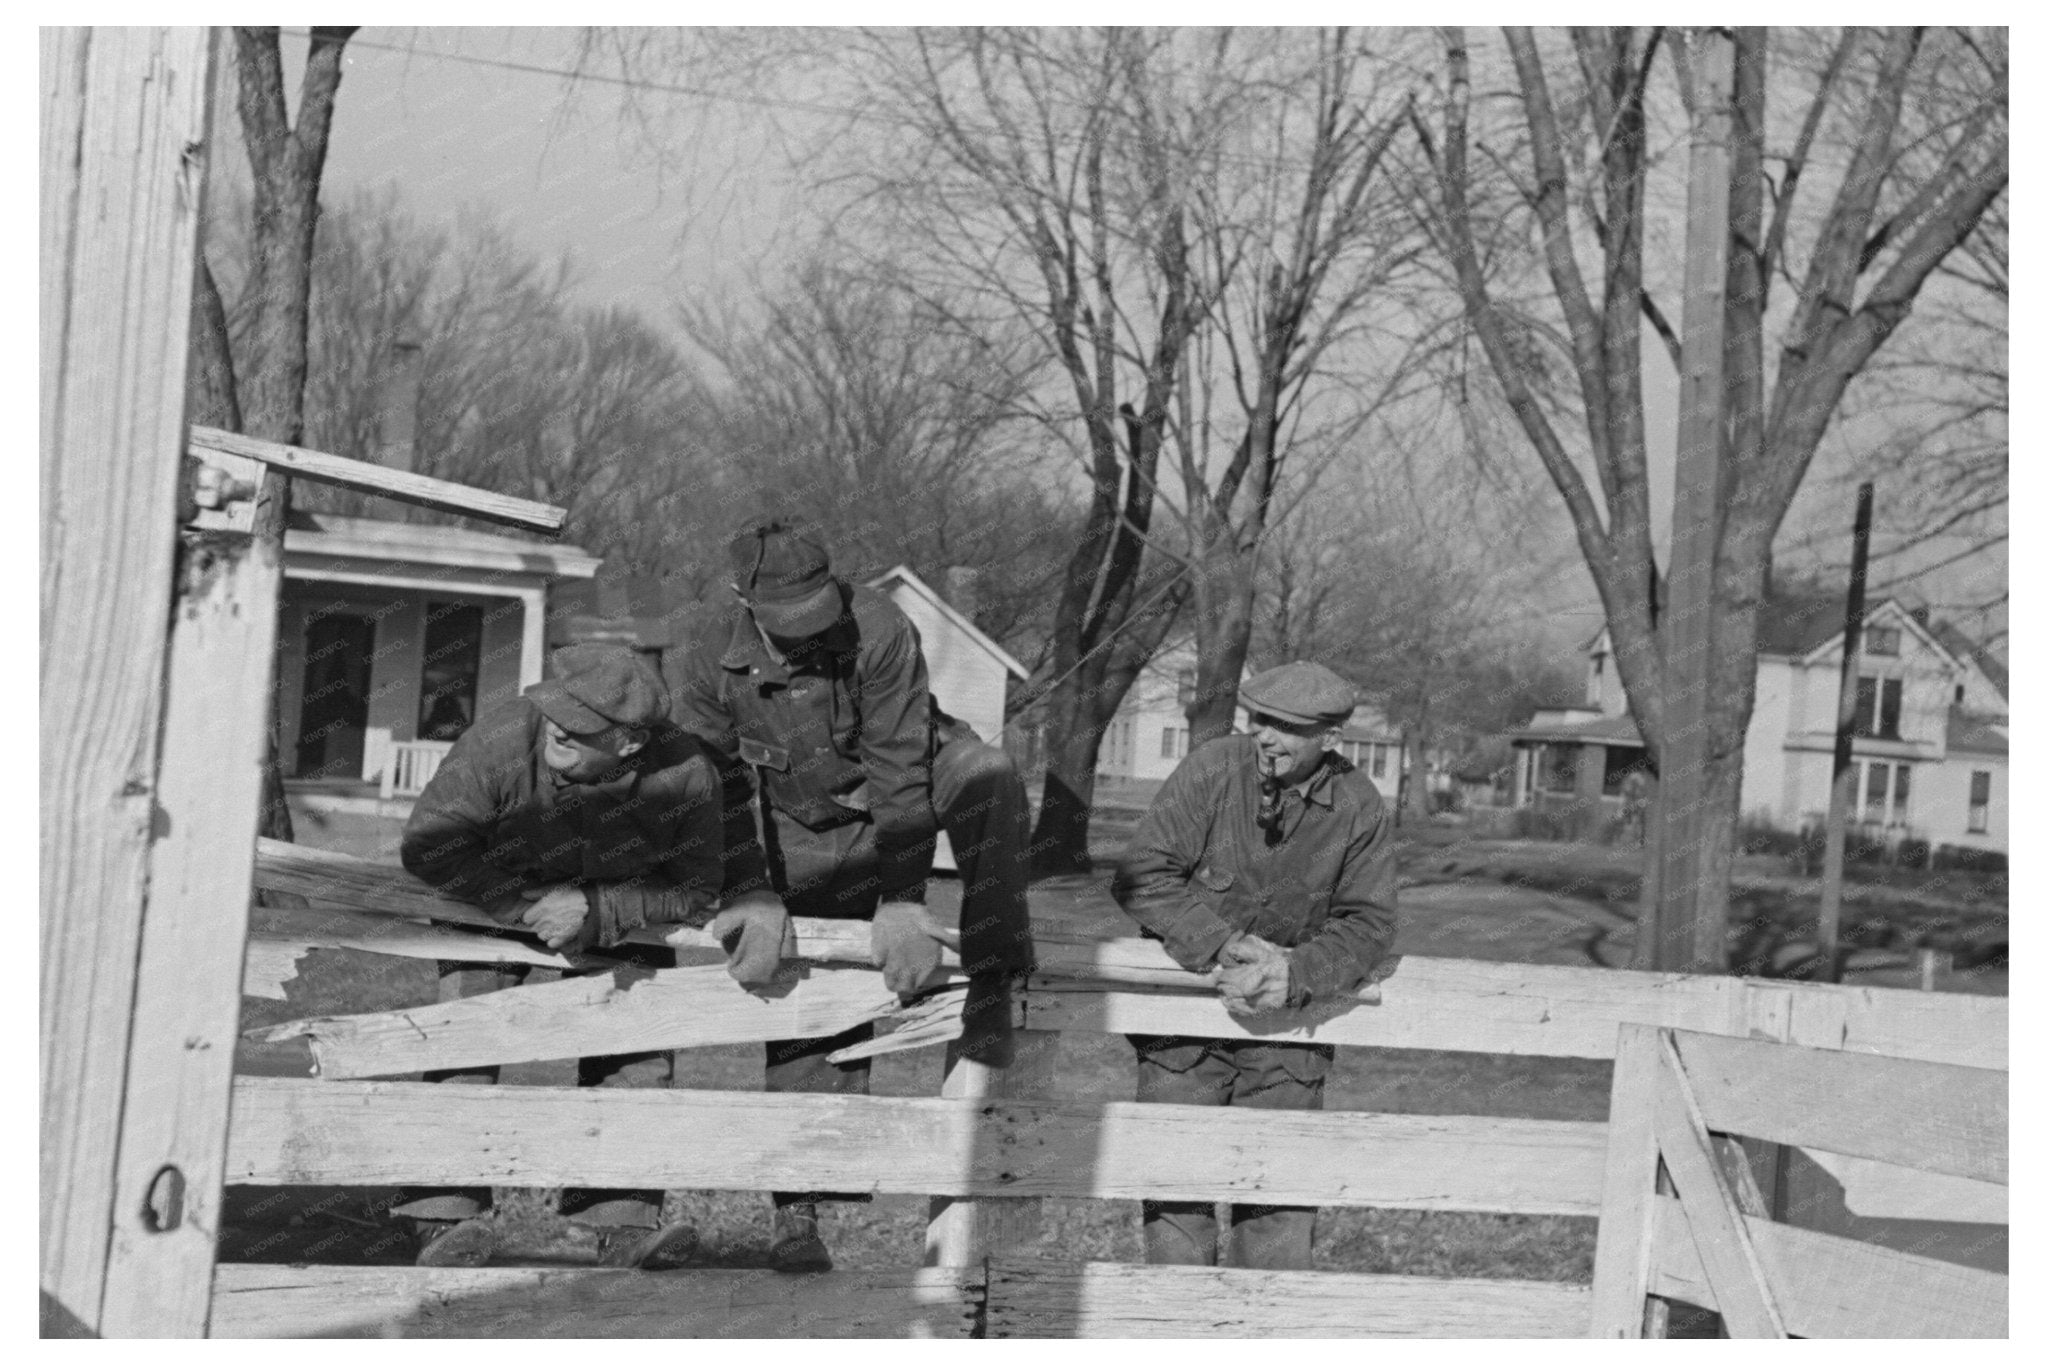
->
xmin=247 ymin=25 xmax=2000 ymax=654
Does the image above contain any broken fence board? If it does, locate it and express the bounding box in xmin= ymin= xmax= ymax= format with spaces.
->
xmin=243 ymin=901 xmax=575 ymax=999
xmin=1647 ymin=1194 xmax=2006 ymax=1338
xmin=1668 ymin=1029 xmax=2006 ymax=1185
xmin=226 ymin=1078 xmax=1607 ymax=1213
xmin=251 ymin=962 xmax=963 ymax=1077
xmin=983 ymin=1261 xmax=1590 ymax=1338
xmin=191 ymin=426 xmax=565 ymax=533
xmin=208 ymin=1263 xmax=980 ymax=1339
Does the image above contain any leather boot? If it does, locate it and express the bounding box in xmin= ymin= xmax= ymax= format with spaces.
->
xmin=768 ymin=1202 xmax=832 ymax=1274
xmin=598 ymin=1222 xmax=700 ymax=1271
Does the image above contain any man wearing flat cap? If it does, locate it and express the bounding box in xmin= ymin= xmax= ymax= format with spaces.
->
xmin=393 ymin=643 xmax=726 ymax=1269
xmin=1112 ymin=659 xmax=1398 ymax=1271
xmin=665 ymin=517 xmax=1037 ymax=1272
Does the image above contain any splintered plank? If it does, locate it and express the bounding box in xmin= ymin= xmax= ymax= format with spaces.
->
xmin=1668 ymin=1029 xmax=2007 ymax=1184
xmin=190 ymin=426 xmax=566 ymax=533
xmin=225 ymin=1079 xmax=1605 ymax=1213
xmin=208 ymin=1263 xmax=980 ymax=1338
xmin=983 ymin=1261 xmax=1591 ymax=1338
xmin=249 ymin=962 xmax=960 ymax=1076
xmin=243 ymin=901 xmax=574 ymax=999
xmin=1647 ymin=1195 xmax=2006 ymax=1338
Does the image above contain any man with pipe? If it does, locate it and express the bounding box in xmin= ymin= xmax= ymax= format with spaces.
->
xmin=1112 ymin=660 xmax=1399 ymax=1270
xmin=665 ymin=518 xmax=1037 ymax=1272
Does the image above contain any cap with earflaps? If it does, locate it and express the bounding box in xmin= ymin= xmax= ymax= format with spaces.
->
xmin=526 ymin=643 xmax=669 ymax=735
xmin=728 ymin=518 xmax=845 ymax=639
xmin=1239 ymin=661 xmax=1358 ymax=728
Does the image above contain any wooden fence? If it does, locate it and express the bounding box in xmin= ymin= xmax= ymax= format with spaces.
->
xmin=217 ymin=843 xmax=2008 ymax=1339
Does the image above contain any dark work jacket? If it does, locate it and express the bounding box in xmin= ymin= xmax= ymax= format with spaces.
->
xmin=664 ymin=584 xmax=937 ymax=911
xmin=1112 ymin=734 xmax=1398 ymax=1006
xmin=400 ymin=696 xmax=723 ymax=948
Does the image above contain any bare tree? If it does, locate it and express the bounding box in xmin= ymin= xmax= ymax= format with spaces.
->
xmin=1415 ymin=26 xmax=2007 ymax=969
xmin=189 ymin=25 xmax=358 ymax=843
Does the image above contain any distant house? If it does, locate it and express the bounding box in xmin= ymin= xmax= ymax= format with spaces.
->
xmin=1095 ymin=641 xmax=1409 ymax=803
xmin=278 ymin=512 xmax=599 ymax=807
xmin=868 ymin=565 xmax=1029 ymax=870
xmin=1506 ymin=595 xmax=2008 ymax=854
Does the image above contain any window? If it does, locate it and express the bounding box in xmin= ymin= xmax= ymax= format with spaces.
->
xmin=1540 ymin=745 xmax=1578 ymax=794
xmin=1968 ymin=771 xmax=1991 ymax=834
xmin=418 ymin=602 xmax=483 ymax=741
xmin=1853 ymin=676 xmax=1903 ymax=740
xmin=1955 ymin=683 xmax=1966 ymax=706
xmin=1159 ymin=726 xmax=1189 ymax=761
xmin=1856 ymin=760 xmax=1912 ymax=825
xmin=1371 ymin=744 xmax=1389 ymax=779
xmin=1864 ymin=625 xmax=1901 ymax=657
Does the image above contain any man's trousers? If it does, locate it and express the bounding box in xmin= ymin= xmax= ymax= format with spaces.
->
xmin=1127 ymin=1034 xmax=1335 ymax=1270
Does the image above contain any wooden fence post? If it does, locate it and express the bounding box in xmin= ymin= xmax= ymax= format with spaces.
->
xmin=1588 ymin=1024 xmax=1666 ymax=1337
xmin=924 ymin=1012 xmax=1060 ymax=1271
xmin=39 ymin=25 xmax=216 ymax=1337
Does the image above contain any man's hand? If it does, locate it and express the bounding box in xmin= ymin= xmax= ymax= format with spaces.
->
xmin=521 ymin=885 xmax=596 ymax=952
xmin=870 ymin=900 xmax=948 ymax=996
xmin=1216 ymin=936 xmax=1292 ymax=1016
xmin=707 ymin=891 xmax=794 ymax=988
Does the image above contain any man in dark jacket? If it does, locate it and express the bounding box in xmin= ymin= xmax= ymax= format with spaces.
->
xmin=1112 ymin=660 xmax=1398 ymax=1271
xmin=665 ymin=518 xmax=1036 ymax=1272
xmin=393 ymin=643 xmax=725 ymax=1269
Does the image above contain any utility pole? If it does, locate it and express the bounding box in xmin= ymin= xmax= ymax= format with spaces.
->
xmin=1816 ymin=482 xmax=1875 ymax=982
xmin=1657 ymin=27 xmax=1736 ymax=973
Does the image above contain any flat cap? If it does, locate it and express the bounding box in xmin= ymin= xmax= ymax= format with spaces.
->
xmin=527 ymin=643 xmax=669 ymax=734
xmin=1239 ymin=661 xmax=1357 ymax=728
xmin=727 ymin=517 xmax=844 ymax=639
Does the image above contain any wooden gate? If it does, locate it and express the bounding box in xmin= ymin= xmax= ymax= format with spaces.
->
xmin=1589 ymin=1025 xmax=2006 ymax=1337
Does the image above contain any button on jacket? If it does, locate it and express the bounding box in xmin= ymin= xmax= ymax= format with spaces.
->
xmin=400 ymin=695 xmax=723 ymax=946
xmin=1113 ymin=733 xmax=1397 ymax=1006
xmin=664 ymin=583 xmax=938 ymax=909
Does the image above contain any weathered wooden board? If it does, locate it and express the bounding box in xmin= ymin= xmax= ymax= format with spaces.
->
xmin=226 ymin=1079 xmax=1607 ymax=1213
xmin=100 ymin=454 xmax=288 ymax=1336
xmin=1670 ymin=1029 xmax=2007 ymax=1184
xmin=251 ymin=963 xmax=963 ymax=1077
xmin=190 ymin=426 xmax=566 ymax=533
xmin=1733 ymin=979 xmax=2007 ymax=1071
xmin=208 ymin=1263 xmax=980 ymax=1338
xmin=926 ymin=1020 xmax=1060 ymax=1267
xmin=1806 ymin=1149 xmax=2007 ymax=1225
xmin=1587 ymin=1023 xmax=1665 ymax=1337
xmin=1647 ymin=1194 xmax=2006 ymax=1338
xmin=983 ymin=1261 xmax=1591 ymax=1338
xmin=39 ymin=24 xmax=215 ymax=1334
xmin=1652 ymin=1033 xmax=1787 ymax=1337
xmin=242 ymin=902 xmax=576 ymax=999
xmin=1017 ymin=959 xmax=1731 ymax=1057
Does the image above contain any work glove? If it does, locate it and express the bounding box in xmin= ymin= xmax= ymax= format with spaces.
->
xmin=870 ymin=900 xmax=948 ymax=996
xmin=708 ymin=892 xmax=796 ymax=988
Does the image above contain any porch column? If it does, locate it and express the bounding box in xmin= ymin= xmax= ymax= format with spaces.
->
xmin=517 ymin=586 xmax=548 ymax=688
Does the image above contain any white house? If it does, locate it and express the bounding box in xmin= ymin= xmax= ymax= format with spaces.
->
xmin=1095 ymin=641 xmax=1408 ymax=802
xmin=868 ymin=566 xmax=1030 ymax=870
xmin=1507 ymin=595 xmax=2007 ymax=855
xmin=278 ymin=512 xmax=600 ymax=805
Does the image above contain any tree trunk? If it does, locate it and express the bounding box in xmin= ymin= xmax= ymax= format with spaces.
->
xmin=1032 ymin=678 xmax=1113 ymax=877
xmin=1184 ymin=549 xmax=1255 ymax=745
xmin=1401 ymin=723 xmax=1432 ymax=826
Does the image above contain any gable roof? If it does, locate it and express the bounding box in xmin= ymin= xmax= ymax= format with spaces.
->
xmin=1930 ymin=621 xmax=2009 ymax=701
xmin=1948 ymin=712 xmax=2008 ymax=756
xmin=867 ymin=565 xmax=1028 ymax=680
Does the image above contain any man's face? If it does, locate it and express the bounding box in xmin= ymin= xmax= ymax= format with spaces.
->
xmin=1248 ymin=711 xmax=1333 ymax=786
xmin=543 ymin=718 xmax=642 ymax=782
